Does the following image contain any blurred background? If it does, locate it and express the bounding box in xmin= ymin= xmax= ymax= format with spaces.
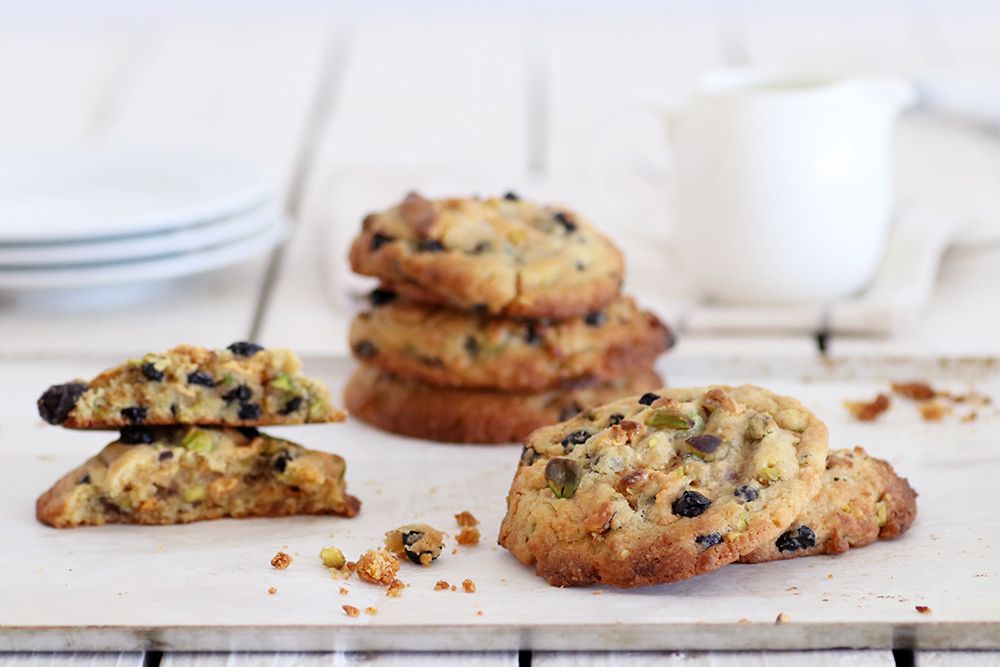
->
xmin=1 ymin=0 xmax=998 ymax=359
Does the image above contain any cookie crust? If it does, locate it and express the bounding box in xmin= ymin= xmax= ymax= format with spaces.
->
xmin=348 ymin=193 xmax=624 ymax=319
xmin=350 ymin=294 xmax=673 ymax=391
xmin=344 ymin=365 xmax=664 ymax=444
xmin=498 ymin=385 xmax=829 ymax=587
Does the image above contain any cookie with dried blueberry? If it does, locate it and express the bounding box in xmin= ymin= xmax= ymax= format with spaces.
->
xmin=348 ymin=192 xmax=624 ymax=319
xmin=385 ymin=524 xmax=445 ymax=566
xmin=498 ymin=385 xmax=829 ymax=588
xmin=739 ymin=447 xmax=916 ymax=563
xmin=343 ymin=364 xmax=663 ymax=444
xmin=36 ymin=426 xmax=360 ymax=528
xmin=350 ymin=293 xmax=673 ymax=391
xmin=37 ymin=343 xmax=344 ymax=429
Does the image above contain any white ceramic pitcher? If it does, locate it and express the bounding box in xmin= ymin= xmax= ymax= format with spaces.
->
xmin=597 ymin=69 xmax=916 ymax=304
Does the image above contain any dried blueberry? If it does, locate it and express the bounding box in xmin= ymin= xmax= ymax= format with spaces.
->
xmin=558 ymin=403 xmax=583 ymax=421
xmin=417 ymin=239 xmax=445 ymax=253
xmin=279 ymin=396 xmax=302 ymax=415
xmin=553 ymin=211 xmax=577 ymax=232
xmin=141 ymin=363 xmax=164 ymax=382
xmin=503 ymin=191 xmax=520 ymax=201
xmin=638 ymin=392 xmax=660 ymax=406
xmin=353 ymin=340 xmax=378 ymax=359
xmin=78 ymin=474 xmax=91 ymax=485
xmin=672 ymin=490 xmax=711 ymax=517
xmin=472 ymin=241 xmax=492 ymax=254
xmin=775 ymin=525 xmax=817 ymax=552
xmin=223 ymin=384 xmax=253 ymax=403
xmin=520 ymin=446 xmax=539 ymax=466
xmin=472 ymin=303 xmax=489 ymax=315
xmin=695 ymin=532 xmax=723 ymax=548
xmin=584 ymin=311 xmax=604 ymax=326
xmin=228 ymin=341 xmax=263 ymax=357
xmin=608 ymin=413 xmax=624 ymax=426
xmin=368 ymin=288 xmax=397 ymax=307
xmin=524 ymin=323 xmax=541 ymax=345
xmin=120 ymin=406 xmax=147 ymax=424
xmin=560 ymin=430 xmax=592 ymax=451
xmin=187 ymin=371 xmax=215 ymax=387
xmin=273 ymin=450 xmax=293 ymax=473
xmin=402 ymin=531 xmax=433 ymax=565
xmin=370 ymin=231 xmax=395 ymax=251
xmin=464 ymin=336 xmax=480 ymax=357
xmin=158 ymin=450 xmax=174 ymax=461
xmin=237 ymin=426 xmax=260 ymax=439
xmin=119 ymin=426 xmax=154 ymax=445
xmin=734 ymin=485 xmax=759 ymax=503
xmin=238 ymin=403 xmax=261 ymax=420
xmin=686 ymin=434 xmax=721 ymax=454
xmin=37 ymin=382 xmax=88 ymax=424
xmin=575 ymin=261 xmax=587 ymax=272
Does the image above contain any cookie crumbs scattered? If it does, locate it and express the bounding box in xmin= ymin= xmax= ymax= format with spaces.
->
xmin=451 ymin=548 xmax=458 ymax=555
xmin=738 ymin=618 xmax=750 ymax=624
xmin=339 ymin=587 xmax=349 ymax=595
xmin=365 ymin=606 xmax=378 ymax=615
xmin=356 ymin=549 xmax=400 ymax=586
xmin=451 ymin=585 xmax=457 ymax=592
xmin=844 ymin=394 xmax=890 ymax=421
xmin=455 ymin=511 xmax=478 ymax=527
xmin=919 ymin=400 xmax=950 ymax=421
xmin=916 ymin=605 xmax=932 ymax=615
xmin=891 ymin=381 xmax=936 ymax=401
xmin=462 ymin=578 xmax=476 ymax=593
xmin=456 ymin=527 xmax=481 ymax=546
xmin=387 ymin=579 xmax=406 ymax=598
xmin=434 ymin=580 xmax=450 ymax=591
xmin=270 ymin=551 xmax=292 ymax=569
xmin=775 ymin=612 xmax=790 ymax=624
xmin=343 ymin=605 xmax=360 ymax=618
xmin=476 ymin=610 xmax=484 ymax=616
xmin=267 ymin=587 xmax=277 ymax=595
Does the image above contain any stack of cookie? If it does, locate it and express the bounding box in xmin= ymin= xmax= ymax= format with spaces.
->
xmin=34 ymin=343 xmax=360 ymax=527
xmin=500 ymin=384 xmax=918 ymax=588
xmin=344 ymin=192 xmax=675 ymax=443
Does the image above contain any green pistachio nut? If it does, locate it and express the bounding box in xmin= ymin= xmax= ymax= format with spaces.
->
xmin=320 ymin=546 xmax=346 ymax=569
xmin=545 ymin=458 xmax=582 ymax=499
xmin=182 ymin=428 xmax=214 ymax=453
xmin=270 ymin=373 xmax=296 ymax=392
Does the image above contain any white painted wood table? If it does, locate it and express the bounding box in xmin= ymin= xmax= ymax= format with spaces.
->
xmin=2 ymin=2 xmax=999 ymax=665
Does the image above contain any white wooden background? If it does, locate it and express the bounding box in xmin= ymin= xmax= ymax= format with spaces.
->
xmin=1 ymin=0 xmax=998 ymax=665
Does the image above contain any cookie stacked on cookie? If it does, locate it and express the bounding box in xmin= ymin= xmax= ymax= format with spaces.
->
xmin=35 ymin=343 xmax=360 ymax=527
xmin=344 ymin=192 xmax=675 ymax=443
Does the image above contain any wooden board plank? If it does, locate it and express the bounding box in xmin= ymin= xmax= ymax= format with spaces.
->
xmin=2 ymin=354 xmax=999 ymax=651
xmin=0 ymin=654 xmax=143 ymax=667
xmin=916 ymin=651 xmax=1000 ymax=666
xmin=534 ymin=650 xmax=895 ymax=666
xmin=162 ymin=651 xmax=517 ymax=666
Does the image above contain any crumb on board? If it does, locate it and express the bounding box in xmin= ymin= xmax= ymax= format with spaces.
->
xmin=456 ymin=527 xmax=481 ymax=546
xmin=916 ymin=605 xmax=932 ymax=615
xmin=346 ymin=561 xmax=357 ymax=572
xmin=962 ymin=412 xmax=978 ymax=423
xmin=455 ymin=511 xmax=478 ymax=527
xmin=476 ymin=610 xmax=484 ymax=616
xmin=891 ymin=381 xmax=936 ymax=401
xmin=270 ymin=551 xmax=292 ymax=569
xmin=451 ymin=585 xmax=457 ymax=591
xmin=738 ymin=618 xmax=750 ymax=624
xmin=775 ymin=612 xmax=790 ymax=624
xmin=844 ymin=394 xmax=890 ymax=421
xmin=356 ymin=549 xmax=400 ymax=586
xmin=462 ymin=578 xmax=476 ymax=593
xmin=267 ymin=587 xmax=277 ymax=595
xmin=919 ymin=400 xmax=950 ymax=421
xmin=387 ymin=579 xmax=406 ymax=598
xmin=365 ymin=606 xmax=378 ymax=615
xmin=343 ymin=605 xmax=360 ymax=618
xmin=339 ymin=587 xmax=349 ymax=595
xmin=435 ymin=580 xmax=450 ymax=591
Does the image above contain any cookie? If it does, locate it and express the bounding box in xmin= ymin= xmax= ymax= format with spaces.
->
xmin=348 ymin=192 xmax=624 ymax=319
xmin=350 ymin=293 xmax=674 ymax=391
xmin=385 ymin=524 xmax=446 ymax=566
xmin=498 ymin=385 xmax=829 ymax=587
xmin=344 ymin=365 xmax=664 ymax=444
xmin=38 ymin=343 xmax=344 ymax=429
xmin=740 ymin=447 xmax=917 ymax=563
xmin=36 ymin=426 xmax=360 ymax=528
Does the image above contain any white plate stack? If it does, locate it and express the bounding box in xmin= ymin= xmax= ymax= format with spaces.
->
xmin=0 ymin=149 xmax=287 ymax=290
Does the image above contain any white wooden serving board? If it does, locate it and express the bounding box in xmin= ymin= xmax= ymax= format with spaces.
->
xmin=1 ymin=354 xmax=999 ymax=652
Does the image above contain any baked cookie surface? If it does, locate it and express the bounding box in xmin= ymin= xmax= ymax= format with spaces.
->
xmin=498 ymin=385 xmax=829 ymax=587
xmin=348 ymin=193 xmax=624 ymax=319
xmin=37 ymin=426 xmax=360 ymax=527
xmin=38 ymin=343 xmax=344 ymax=429
xmin=344 ymin=365 xmax=664 ymax=444
xmin=740 ymin=447 xmax=917 ymax=563
xmin=350 ymin=293 xmax=673 ymax=391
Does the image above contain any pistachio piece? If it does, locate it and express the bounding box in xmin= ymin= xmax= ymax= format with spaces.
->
xmin=875 ymin=501 xmax=888 ymax=527
xmin=320 ymin=546 xmax=346 ymax=569
xmin=645 ymin=409 xmax=692 ymax=430
xmin=686 ymin=434 xmax=721 ymax=454
xmin=545 ymin=458 xmax=582 ymax=499
xmin=182 ymin=428 xmax=214 ymax=453
xmin=270 ymin=373 xmax=296 ymax=392
xmin=183 ymin=485 xmax=206 ymax=503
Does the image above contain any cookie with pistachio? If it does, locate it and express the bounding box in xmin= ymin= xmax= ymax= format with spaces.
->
xmin=739 ymin=447 xmax=917 ymax=563
xmin=37 ymin=343 xmax=343 ymax=429
xmin=350 ymin=292 xmax=674 ymax=391
xmin=348 ymin=192 xmax=624 ymax=319
xmin=344 ymin=365 xmax=663 ymax=444
xmin=36 ymin=426 xmax=361 ymax=528
xmin=498 ymin=385 xmax=829 ymax=588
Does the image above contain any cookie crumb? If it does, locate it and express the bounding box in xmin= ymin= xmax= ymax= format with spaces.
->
xmin=891 ymin=381 xmax=936 ymax=401
xmin=267 ymin=586 xmax=277 ymax=595
xmin=356 ymin=549 xmax=400 ymax=586
xmin=919 ymin=400 xmax=950 ymax=421
xmin=343 ymin=605 xmax=360 ymax=617
xmin=270 ymin=551 xmax=292 ymax=569
xmin=844 ymin=394 xmax=890 ymax=421
xmin=455 ymin=511 xmax=478 ymax=527
xmin=962 ymin=411 xmax=978 ymax=423
xmin=456 ymin=527 xmax=481 ymax=546
xmin=775 ymin=612 xmax=790 ymax=624
xmin=365 ymin=606 xmax=378 ymax=615
xmin=476 ymin=610 xmax=484 ymax=616
xmin=451 ymin=585 xmax=457 ymax=591
xmin=462 ymin=578 xmax=476 ymax=593
xmin=435 ymin=580 xmax=450 ymax=591
xmin=339 ymin=587 xmax=349 ymax=595
xmin=387 ymin=578 xmax=406 ymax=598
xmin=385 ymin=524 xmax=445 ymax=566
xmin=916 ymin=605 xmax=932 ymax=614
xmin=738 ymin=618 xmax=750 ymax=624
